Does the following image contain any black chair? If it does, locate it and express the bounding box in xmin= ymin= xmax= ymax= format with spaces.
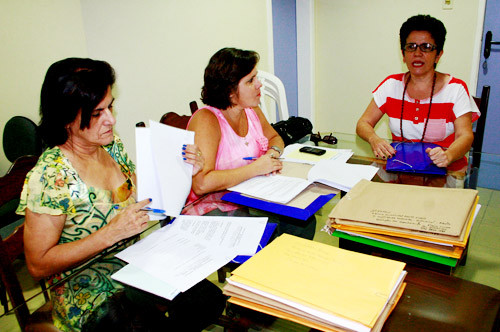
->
xmin=466 ymin=85 xmax=490 ymax=189
xmin=3 ymin=116 xmax=43 ymax=163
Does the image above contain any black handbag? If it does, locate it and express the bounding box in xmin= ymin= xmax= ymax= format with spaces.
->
xmin=271 ymin=116 xmax=313 ymax=146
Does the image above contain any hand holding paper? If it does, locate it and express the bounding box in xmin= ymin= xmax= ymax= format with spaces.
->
xmin=135 ymin=120 xmax=195 ymax=216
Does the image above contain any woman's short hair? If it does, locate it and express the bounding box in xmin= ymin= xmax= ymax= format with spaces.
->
xmin=399 ymin=15 xmax=447 ymax=53
xmin=39 ymin=57 xmax=115 ymax=147
xmin=201 ymin=47 xmax=259 ymax=110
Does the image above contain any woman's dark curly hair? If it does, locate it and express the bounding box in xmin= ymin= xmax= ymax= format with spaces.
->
xmin=201 ymin=47 xmax=259 ymax=110
xmin=400 ymin=15 xmax=447 ymax=54
xmin=39 ymin=57 xmax=115 ymax=147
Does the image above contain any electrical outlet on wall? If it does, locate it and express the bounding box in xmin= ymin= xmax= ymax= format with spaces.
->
xmin=442 ymin=0 xmax=453 ymax=10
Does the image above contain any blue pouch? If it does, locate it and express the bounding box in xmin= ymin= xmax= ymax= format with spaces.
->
xmin=386 ymin=141 xmax=447 ymax=175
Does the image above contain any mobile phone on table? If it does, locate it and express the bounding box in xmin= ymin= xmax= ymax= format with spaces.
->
xmin=299 ymin=146 xmax=326 ymax=156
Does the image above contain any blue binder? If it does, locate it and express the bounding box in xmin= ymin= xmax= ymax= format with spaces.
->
xmin=231 ymin=222 xmax=277 ymax=264
xmin=386 ymin=142 xmax=446 ymax=175
xmin=222 ymin=191 xmax=336 ymax=221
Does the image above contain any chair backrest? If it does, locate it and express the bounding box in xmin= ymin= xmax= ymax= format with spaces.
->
xmin=0 ymin=224 xmax=30 ymax=328
xmin=3 ymin=116 xmax=43 ymax=163
xmin=257 ymin=70 xmax=290 ymax=123
xmin=471 ymin=85 xmax=490 ymax=169
xmin=0 ymin=155 xmax=55 ymax=331
xmin=159 ymin=112 xmax=191 ymax=129
xmin=189 ymin=101 xmax=198 ymax=114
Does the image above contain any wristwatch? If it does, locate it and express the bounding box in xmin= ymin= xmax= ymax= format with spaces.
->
xmin=269 ymin=145 xmax=282 ymax=156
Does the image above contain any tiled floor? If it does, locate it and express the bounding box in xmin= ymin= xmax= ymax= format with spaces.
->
xmin=2 ymin=187 xmax=499 ymax=331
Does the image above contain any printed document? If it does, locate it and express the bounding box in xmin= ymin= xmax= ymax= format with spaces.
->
xmin=308 ymin=159 xmax=379 ymax=192
xmin=227 ymin=160 xmax=378 ymax=203
xmin=115 ymin=215 xmax=267 ymax=292
xmin=228 ymin=175 xmax=311 ymax=204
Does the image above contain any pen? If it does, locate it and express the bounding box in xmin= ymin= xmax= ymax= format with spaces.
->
xmin=140 ymin=207 xmax=166 ymax=214
xmin=243 ymin=157 xmax=284 ymax=160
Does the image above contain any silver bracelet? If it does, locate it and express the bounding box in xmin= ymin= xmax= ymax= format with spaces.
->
xmin=269 ymin=145 xmax=282 ymax=156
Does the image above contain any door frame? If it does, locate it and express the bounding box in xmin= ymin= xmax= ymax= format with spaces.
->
xmin=470 ymin=0 xmax=487 ymax=97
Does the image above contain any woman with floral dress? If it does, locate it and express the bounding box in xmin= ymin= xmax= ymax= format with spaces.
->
xmin=17 ymin=57 xmax=224 ymax=331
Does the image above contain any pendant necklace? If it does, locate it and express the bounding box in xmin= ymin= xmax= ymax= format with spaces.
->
xmin=400 ymin=72 xmax=437 ymax=142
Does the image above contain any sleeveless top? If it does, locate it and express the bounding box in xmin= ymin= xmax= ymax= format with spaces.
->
xmin=184 ymin=106 xmax=268 ymax=215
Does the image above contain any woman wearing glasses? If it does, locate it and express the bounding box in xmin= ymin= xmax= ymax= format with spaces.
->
xmin=357 ymin=15 xmax=479 ymax=182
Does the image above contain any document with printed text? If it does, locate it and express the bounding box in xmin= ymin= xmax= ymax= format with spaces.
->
xmin=114 ymin=215 xmax=267 ymax=292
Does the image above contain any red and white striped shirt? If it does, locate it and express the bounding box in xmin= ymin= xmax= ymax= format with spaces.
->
xmin=373 ymin=73 xmax=480 ymax=170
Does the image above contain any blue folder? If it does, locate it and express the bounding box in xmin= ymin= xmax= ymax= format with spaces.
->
xmin=231 ymin=222 xmax=277 ymax=264
xmin=386 ymin=141 xmax=446 ymax=175
xmin=222 ymin=191 xmax=336 ymax=221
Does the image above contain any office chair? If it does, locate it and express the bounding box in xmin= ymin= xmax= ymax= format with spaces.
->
xmin=466 ymin=85 xmax=490 ymax=189
xmin=257 ymin=70 xmax=290 ymax=124
xmin=3 ymin=116 xmax=43 ymax=163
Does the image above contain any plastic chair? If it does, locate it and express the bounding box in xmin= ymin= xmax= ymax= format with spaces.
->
xmin=3 ymin=116 xmax=43 ymax=163
xmin=257 ymin=70 xmax=290 ymax=123
xmin=466 ymin=85 xmax=490 ymax=189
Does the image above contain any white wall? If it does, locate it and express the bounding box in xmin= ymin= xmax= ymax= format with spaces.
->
xmin=1 ymin=0 xmax=482 ymax=174
xmin=0 ymin=0 xmax=87 ymax=174
xmin=80 ymin=0 xmax=271 ymax=165
xmin=314 ymin=0 xmax=481 ymax=139
xmin=0 ymin=0 xmax=271 ymax=174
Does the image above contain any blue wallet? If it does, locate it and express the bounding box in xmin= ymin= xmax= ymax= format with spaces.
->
xmin=386 ymin=141 xmax=447 ymax=175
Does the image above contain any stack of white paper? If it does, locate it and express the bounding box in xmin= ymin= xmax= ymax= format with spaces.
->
xmin=135 ymin=120 xmax=194 ymax=216
xmin=112 ymin=215 xmax=267 ymax=299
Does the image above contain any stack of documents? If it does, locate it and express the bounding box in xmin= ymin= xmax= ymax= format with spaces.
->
xmin=327 ymin=180 xmax=479 ymax=265
xmin=223 ymin=234 xmax=407 ymax=332
xmin=135 ymin=120 xmax=195 ymax=216
xmin=112 ymin=215 xmax=267 ymax=300
xmin=228 ymin=159 xmax=378 ymax=204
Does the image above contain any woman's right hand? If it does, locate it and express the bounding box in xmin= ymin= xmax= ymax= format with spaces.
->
xmin=369 ymin=136 xmax=396 ymax=159
xmin=105 ymin=198 xmax=151 ymax=245
xmin=252 ymin=154 xmax=283 ymax=176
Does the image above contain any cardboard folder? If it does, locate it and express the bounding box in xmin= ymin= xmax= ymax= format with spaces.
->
xmin=329 ymin=180 xmax=478 ymax=237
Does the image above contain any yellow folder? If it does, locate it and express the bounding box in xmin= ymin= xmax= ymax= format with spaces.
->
xmin=226 ymin=234 xmax=406 ymax=329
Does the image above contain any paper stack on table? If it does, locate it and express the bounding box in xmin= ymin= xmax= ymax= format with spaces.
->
xmin=223 ymin=234 xmax=407 ymax=332
xmin=112 ymin=215 xmax=267 ymax=300
xmin=228 ymin=159 xmax=378 ymax=204
xmin=327 ymin=179 xmax=479 ymax=262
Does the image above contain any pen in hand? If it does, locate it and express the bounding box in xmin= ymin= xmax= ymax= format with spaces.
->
xmin=242 ymin=156 xmax=284 ymax=160
xmin=140 ymin=207 xmax=166 ymax=214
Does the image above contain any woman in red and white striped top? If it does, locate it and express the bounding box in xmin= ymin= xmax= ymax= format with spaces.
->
xmin=357 ymin=14 xmax=480 ymax=172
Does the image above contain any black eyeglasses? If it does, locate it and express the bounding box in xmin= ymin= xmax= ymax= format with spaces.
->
xmin=310 ymin=132 xmax=337 ymax=146
xmin=403 ymin=43 xmax=437 ymax=52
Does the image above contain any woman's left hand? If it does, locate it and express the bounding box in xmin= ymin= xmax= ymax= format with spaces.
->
xmin=183 ymin=144 xmax=205 ymax=175
xmin=426 ymin=147 xmax=451 ymax=167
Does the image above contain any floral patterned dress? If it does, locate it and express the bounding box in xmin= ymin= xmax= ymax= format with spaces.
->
xmin=17 ymin=135 xmax=136 ymax=331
